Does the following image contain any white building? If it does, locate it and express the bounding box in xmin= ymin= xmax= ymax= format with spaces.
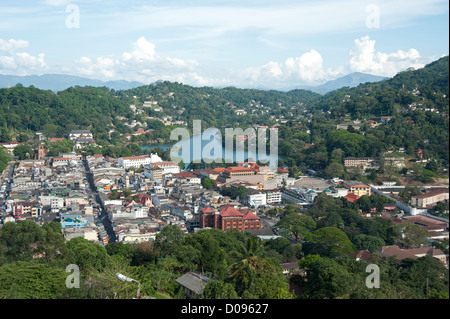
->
xmin=323 ymin=188 xmax=348 ymax=198
xmin=265 ymin=190 xmax=282 ymax=204
xmin=117 ymin=228 xmax=157 ymax=243
xmin=68 ymin=130 xmax=93 ymax=141
xmin=118 ymin=155 xmax=152 ymax=169
xmin=246 ymin=191 xmax=267 ymax=207
xmin=149 ymin=161 xmax=180 ymax=175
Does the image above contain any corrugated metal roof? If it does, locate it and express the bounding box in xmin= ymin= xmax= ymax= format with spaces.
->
xmin=175 ymin=272 xmax=209 ymax=295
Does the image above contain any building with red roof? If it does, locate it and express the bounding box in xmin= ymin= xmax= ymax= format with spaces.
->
xmin=199 ymin=204 xmax=262 ymax=231
xmin=344 ymin=193 xmax=360 ymax=204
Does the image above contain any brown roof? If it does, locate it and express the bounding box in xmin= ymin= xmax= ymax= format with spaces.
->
xmin=174 ymin=171 xmax=197 ymax=178
xmin=219 ymin=204 xmax=243 ymax=217
xmin=403 ymin=216 xmax=447 ymax=227
xmin=225 ymin=166 xmax=254 ymax=172
xmin=277 ymin=167 xmax=289 ymax=173
xmin=121 ymin=155 xmax=149 ymax=160
xmin=243 ymin=211 xmax=260 ymax=220
xmin=412 ymin=188 xmax=449 ymax=199
xmin=200 ymin=207 xmax=214 ymax=214
xmin=356 ymin=250 xmax=373 ymax=262
xmin=378 ymin=245 xmax=445 ymax=260
xmin=151 ymin=161 xmax=179 ymax=167
xmin=345 ymin=193 xmax=360 ymax=203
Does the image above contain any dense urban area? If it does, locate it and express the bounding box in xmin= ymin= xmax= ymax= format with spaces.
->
xmin=0 ymin=56 xmax=448 ymax=300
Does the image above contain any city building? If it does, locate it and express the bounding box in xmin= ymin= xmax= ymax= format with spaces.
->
xmin=411 ymin=188 xmax=449 ymax=208
xmin=342 ymin=180 xmax=372 ymax=197
xmin=199 ymin=204 xmax=262 ymax=231
xmin=344 ymin=157 xmax=376 ymax=169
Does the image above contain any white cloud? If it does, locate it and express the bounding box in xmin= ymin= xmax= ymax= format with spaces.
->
xmin=240 ymin=49 xmax=339 ymax=88
xmin=122 ymin=36 xmax=157 ymax=63
xmin=40 ymin=0 xmax=72 ymax=6
xmin=348 ymin=35 xmax=430 ymax=76
xmin=236 ymin=35 xmax=435 ymax=88
xmin=75 ymin=36 xmax=205 ymax=85
xmin=0 ymin=38 xmax=29 ymax=54
xmin=0 ymin=38 xmax=47 ymax=75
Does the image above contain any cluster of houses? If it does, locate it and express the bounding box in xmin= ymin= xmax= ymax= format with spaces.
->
xmin=81 ymin=155 xmax=296 ymax=244
xmin=1 ymin=145 xmax=448 ymax=266
xmin=0 ymin=152 xmax=107 ymax=244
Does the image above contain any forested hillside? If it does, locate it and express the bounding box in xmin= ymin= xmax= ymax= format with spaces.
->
xmin=0 ymin=56 xmax=448 ymax=180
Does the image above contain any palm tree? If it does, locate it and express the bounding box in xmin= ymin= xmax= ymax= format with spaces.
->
xmin=228 ymin=236 xmax=275 ymax=294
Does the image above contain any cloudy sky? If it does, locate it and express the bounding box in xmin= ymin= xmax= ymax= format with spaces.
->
xmin=0 ymin=0 xmax=448 ymax=89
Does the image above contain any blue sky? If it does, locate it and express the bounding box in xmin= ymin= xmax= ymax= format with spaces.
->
xmin=0 ymin=0 xmax=448 ymax=89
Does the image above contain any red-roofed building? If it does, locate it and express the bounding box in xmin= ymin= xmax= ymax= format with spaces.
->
xmin=277 ymin=167 xmax=289 ymax=175
xmin=345 ymin=193 xmax=360 ymax=204
xmin=199 ymin=204 xmax=262 ymax=231
xmin=411 ymin=188 xmax=449 ymax=208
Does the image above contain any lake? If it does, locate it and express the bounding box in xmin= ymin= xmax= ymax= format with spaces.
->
xmin=142 ymin=133 xmax=280 ymax=168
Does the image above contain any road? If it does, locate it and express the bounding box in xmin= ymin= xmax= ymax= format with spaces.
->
xmin=82 ymin=159 xmax=117 ymax=243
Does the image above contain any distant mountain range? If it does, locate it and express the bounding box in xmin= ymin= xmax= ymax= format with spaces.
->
xmin=302 ymin=72 xmax=388 ymax=94
xmin=0 ymin=74 xmax=144 ymax=92
xmin=0 ymin=72 xmax=387 ymax=94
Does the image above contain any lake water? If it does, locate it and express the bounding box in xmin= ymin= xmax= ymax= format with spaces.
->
xmin=142 ymin=133 xmax=280 ymax=169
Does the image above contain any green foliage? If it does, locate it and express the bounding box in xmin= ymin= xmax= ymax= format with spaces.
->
xmin=47 ymin=139 xmax=74 ymax=157
xmin=219 ymin=185 xmax=248 ymax=200
xmin=201 ymin=177 xmax=216 ymax=189
xmin=0 ymin=262 xmax=69 ymax=298
xmin=274 ymin=213 xmax=316 ymax=241
xmin=303 ymin=227 xmax=355 ymax=258
xmin=202 ymin=280 xmax=239 ymax=299
xmin=0 ymin=145 xmax=12 ymax=173
xmin=64 ymin=237 xmax=110 ymax=272
xmin=13 ymin=144 xmax=33 ymax=160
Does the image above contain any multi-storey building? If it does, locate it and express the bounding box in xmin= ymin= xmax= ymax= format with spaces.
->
xmin=342 ymin=180 xmax=372 ymax=197
xmin=343 ymin=157 xmax=375 ymax=169
xmin=199 ymin=204 xmax=262 ymax=231
xmin=411 ymin=188 xmax=449 ymax=208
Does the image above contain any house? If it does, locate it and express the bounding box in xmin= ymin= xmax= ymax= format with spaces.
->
xmin=342 ymin=180 xmax=371 ymax=197
xmin=402 ymin=215 xmax=449 ymax=240
xmin=245 ymin=228 xmax=281 ymax=240
xmin=173 ymin=171 xmax=201 ymax=184
xmin=175 ymin=272 xmax=210 ymax=299
xmin=377 ymin=245 xmax=447 ymax=266
xmin=74 ymin=137 xmax=96 ymax=149
xmin=336 ymin=123 xmax=362 ymax=130
xmin=149 ymin=161 xmax=180 ymax=175
xmin=383 ymin=155 xmax=406 ymax=168
xmin=0 ymin=142 xmax=24 ymax=155
xmin=280 ymin=262 xmax=302 ymax=276
xmin=355 ymin=250 xmax=376 ymax=263
xmin=383 ymin=203 xmax=397 ymax=213
xmin=411 ymin=188 xmax=449 ymax=208
xmin=68 ymin=130 xmax=93 ymax=141
xmin=344 ymin=193 xmax=360 ymax=204
xmin=277 ymin=167 xmax=289 ymax=176
xmin=379 ymin=116 xmax=393 ymax=125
